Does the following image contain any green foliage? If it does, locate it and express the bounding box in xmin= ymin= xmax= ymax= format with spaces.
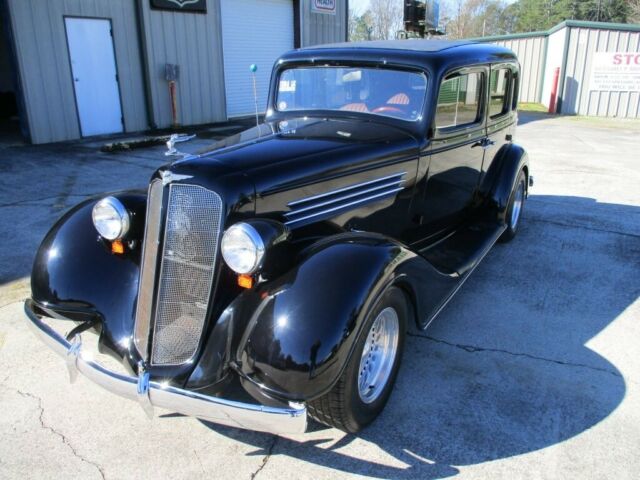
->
xmin=440 ymin=0 xmax=633 ymax=37
xmin=349 ymin=10 xmax=375 ymax=41
xmin=504 ymin=0 xmax=630 ymax=32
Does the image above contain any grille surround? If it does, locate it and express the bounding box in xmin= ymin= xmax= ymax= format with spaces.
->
xmin=141 ymin=183 xmax=223 ymax=366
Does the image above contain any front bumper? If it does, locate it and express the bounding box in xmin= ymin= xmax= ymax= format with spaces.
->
xmin=24 ymin=301 xmax=307 ymax=435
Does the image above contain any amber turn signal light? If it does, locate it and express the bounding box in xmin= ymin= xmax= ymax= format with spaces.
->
xmin=237 ymin=274 xmax=254 ymax=289
xmin=111 ymin=239 xmax=125 ymax=255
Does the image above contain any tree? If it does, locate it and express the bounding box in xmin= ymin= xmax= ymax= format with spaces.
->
xmin=577 ymin=0 xmax=629 ymax=22
xmin=368 ymin=0 xmax=404 ymax=40
xmin=500 ymin=0 xmax=630 ymax=32
xmin=349 ymin=9 xmax=374 ymax=41
xmin=630 ymin=0 xmax=640 ymax=23
xmin=348 ymin=1 xmax=403 ymax=41
xmin=441 ymin=0 xmax=510 ymax=38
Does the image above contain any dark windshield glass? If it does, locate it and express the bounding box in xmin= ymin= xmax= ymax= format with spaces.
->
xmin=276 ymin=67 xmax=427 ymax=121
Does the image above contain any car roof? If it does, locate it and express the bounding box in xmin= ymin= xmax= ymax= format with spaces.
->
xmin=302 ymin=39 xmax=474 ymax=53
xmin=279 ymin=40 xmax=518 ymax=73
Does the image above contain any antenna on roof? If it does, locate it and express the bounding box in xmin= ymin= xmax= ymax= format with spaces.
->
xmin=250 ymin=64 xmax=260 ymax=135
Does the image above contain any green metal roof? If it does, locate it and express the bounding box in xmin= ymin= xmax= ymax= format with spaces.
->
xmin=468 ymin=19 xmax=640 ymax=43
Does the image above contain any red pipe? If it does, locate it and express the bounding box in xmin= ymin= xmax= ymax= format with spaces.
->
xmin=169 ymin=80 xmax=178 ymax=127
xmin=548 ymin=67 xmax=560 ymax=114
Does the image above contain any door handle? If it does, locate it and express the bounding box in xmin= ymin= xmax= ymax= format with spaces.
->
xmin=471 ymin=139 xmax=495 ymax=149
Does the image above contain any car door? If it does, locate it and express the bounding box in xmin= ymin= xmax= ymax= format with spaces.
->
xmin=481 ymin=63 xmax=519 ymax=185
xmin=413 ymin=66 xmax=488 ymax=243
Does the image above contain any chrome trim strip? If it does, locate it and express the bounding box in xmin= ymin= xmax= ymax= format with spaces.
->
xmin=287 ymin=171 xmax=406 ymax=207
xmin=133 ymin=180 xmax=164 ymax=361
xmin=284 ymin=178 xmax=406 ymax=218
xmin=24 ymin=302 xmax=307 ymax=435
xmin=285 ymin=186 xmax=404 ymax=227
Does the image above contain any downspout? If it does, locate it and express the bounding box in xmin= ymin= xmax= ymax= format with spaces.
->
xmin=293 ymin=0 xmax=301 ymax=48
xmin=345 ymin=0 xmax=349 ymax=42
xmin=135 ymin=0 xmax=157 ymax=130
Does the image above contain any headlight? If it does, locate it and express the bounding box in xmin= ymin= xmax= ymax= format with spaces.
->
xmin=221 ymin=223 xmax=265 ymax=274
xmin=92 ymin=196 xmax=130 ymax=240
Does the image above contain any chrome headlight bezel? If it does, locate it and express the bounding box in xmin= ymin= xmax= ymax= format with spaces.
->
xmin=220 ymin=222 xmax=266 ymax=275
xmin=92 ymin=196 xmax=130 ymax=241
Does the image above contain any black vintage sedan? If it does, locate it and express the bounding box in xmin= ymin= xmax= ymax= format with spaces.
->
xmin=25 ymin=40 xmax=531 ymax=434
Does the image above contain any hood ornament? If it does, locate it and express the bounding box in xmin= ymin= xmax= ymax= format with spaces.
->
xmin=165 ymin=133 xmax=196 ymax=157
xmin=161 ymin=170 xmax=193 ymax=186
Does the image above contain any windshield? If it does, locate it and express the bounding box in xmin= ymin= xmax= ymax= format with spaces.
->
xmin=276 ymin=67 xmax=427 ymax=121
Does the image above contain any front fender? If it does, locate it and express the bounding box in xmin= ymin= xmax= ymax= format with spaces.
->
xmin=30 ymin=192 xmax=146 ymax=365
xmin=233 ymin=233 xmax=454 ymax=402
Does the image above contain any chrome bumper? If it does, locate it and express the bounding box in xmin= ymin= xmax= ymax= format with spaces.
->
xmin=24 ymin=302 xmax=307 ymax=435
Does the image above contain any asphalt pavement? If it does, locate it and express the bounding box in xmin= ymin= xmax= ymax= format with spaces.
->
xmin=0 ymin=113 xmax=639 ymax=479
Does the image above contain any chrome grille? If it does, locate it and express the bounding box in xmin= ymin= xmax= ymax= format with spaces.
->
xmin=150 ymin=184 xmax=223 ymax=365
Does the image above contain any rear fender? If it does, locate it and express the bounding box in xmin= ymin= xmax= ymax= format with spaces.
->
xmin=481 ymin=143 xmax=529 ymax=222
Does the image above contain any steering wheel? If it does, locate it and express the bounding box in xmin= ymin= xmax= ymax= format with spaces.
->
xmin=371 ymin=106 xmax=405 ymax=114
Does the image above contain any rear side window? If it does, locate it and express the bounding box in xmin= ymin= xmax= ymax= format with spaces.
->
xmin=511 ymin=72 xmax=520 ymax=110
xmin=435 ymin=72 xmax=482 ymax=129
xmin=489 ymin=68 xmax=511 ymax=118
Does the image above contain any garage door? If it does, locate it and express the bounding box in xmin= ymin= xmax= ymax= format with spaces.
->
xmin=220 ymin=0 xmax=294 ymax=118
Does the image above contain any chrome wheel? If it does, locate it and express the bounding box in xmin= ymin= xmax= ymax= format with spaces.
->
xmin=358 ymin=306 xmax=400 ymax=404
xmin=510 ymin=182 xmax=525 ymax=229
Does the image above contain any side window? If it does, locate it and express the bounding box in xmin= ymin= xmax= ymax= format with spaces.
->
xmin=489 ymin=68 xmax=511 ymax=118
xmin=511 ymin=71 xmax=520 ymax=110
xmin=435 ymin=72 xmax=483 ymax=129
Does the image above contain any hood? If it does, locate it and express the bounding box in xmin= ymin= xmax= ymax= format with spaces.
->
xmin=169 ymin=117 xmax=420 ymax=219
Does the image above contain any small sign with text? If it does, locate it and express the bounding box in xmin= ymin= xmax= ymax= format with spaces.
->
xmin=312 ymin=0 xmax=336 ymax=15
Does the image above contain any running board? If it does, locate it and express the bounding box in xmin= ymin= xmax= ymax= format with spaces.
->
xmin=418 ymin=221 xmax=507 ymax=329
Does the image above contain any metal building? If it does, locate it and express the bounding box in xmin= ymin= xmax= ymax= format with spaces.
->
xmin=474 ymin=20 xmax=640 ymax=118
xmin=0 ymin=0 xmax=347 ymax=144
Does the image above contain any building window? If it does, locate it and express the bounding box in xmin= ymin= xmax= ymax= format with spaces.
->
xmin=435 ymin=72 xmax=482 ymax=129
xmin=489 ymin=68 xmax=511 ymax=118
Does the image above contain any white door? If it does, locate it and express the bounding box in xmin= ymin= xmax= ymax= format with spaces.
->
xmin=65 ymin=18 xmax=123 ymax=136
xmin=220 ymin=0 xmax=294 ymax=118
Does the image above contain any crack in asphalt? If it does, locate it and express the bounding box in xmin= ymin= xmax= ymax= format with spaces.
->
xmin=0 ymin=300 xmax=24 ymax=310
xmin=15 ymin=390 xmax=106 ymax=480
xmin=250 ymin=435 xmax=279 ymax=480
xmin=408 ymin=332 xmax=623 ymax=378
xmin=526 ymin=216 xmax=640 ymax=239
xmin=0 ymin=192 xmax=101 ymax=209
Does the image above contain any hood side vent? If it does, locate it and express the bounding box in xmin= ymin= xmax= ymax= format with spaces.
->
xmin=284 ymin=172 xmax=406 ymax=228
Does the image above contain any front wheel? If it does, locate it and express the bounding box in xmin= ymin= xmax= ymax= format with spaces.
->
xmin=307 ymin=286 xmax=407 ymax=433
xmin=500 ymin=169 xmax=526 ymax=242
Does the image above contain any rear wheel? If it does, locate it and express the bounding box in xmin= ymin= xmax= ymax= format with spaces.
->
xmin=308 ymin=286 xmax=407 ymax=433
xmin=500 ymin=169 xmax=526 ymax=242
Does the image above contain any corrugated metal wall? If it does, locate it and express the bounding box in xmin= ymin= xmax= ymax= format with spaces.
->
xmin=563 ymin=27 xmax=640 ymax=118
xmin=491 ymin=36 xmax=546 ymax=103
xmin=300 ymin=0 xmax=347 ymax=47
xmin=139 ymin=0 xmax=227 ymax=129
xmin=7 ymin=0 xmax=148 ymax=144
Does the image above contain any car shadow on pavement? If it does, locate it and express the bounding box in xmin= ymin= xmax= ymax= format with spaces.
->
xmin=199 ymin=194 xmax=639 ymax=478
